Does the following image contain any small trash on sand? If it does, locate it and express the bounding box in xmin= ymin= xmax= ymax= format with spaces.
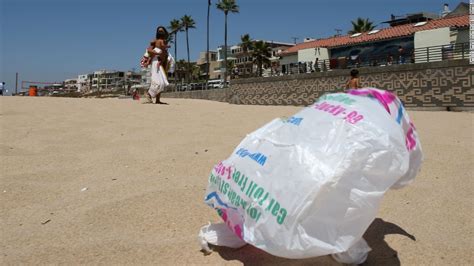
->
xmin=195 ymin=152 xmax=199 ymax=155
xmin=204 ymin=149 xmax=208 ymax=152
xmin=41 ymin=219 xmax=51 ymax=225
xmin=81 ymin=187 xmax=88 ymax=192
xmin=112 ymin=178 xmax=117 ymax=181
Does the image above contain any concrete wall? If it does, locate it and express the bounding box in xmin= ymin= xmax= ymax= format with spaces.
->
xmin=163 ymin=60 xmax=473 ymax=109
xmin=298 ymin=47 xmax=330 ymax=62
xmin=280 ymin=54 xmax=298 ymax=65
xmin=162 ymin=88 xmax=229 ymax=103
xmin=453 ymin=28 xmax=469 ymax=43
xmin=415 ymin=27 xmax=451 ymax=48
xmin=414 ymin=27 xmax=451 ymax=63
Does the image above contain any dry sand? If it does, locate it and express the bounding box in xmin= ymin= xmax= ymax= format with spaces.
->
xmin=1 ymin=97 xmax=473 ymax=265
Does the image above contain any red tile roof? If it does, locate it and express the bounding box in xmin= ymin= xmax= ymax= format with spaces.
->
xmin=281 ymin=14 xmax=469 ymax=55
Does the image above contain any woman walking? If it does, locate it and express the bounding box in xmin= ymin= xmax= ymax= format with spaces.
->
xmin=144 ymin=26 xmax=172 ymax=104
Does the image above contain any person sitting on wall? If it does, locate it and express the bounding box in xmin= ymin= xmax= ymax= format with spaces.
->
xmin=346 ymin=69 xmax=361 ymax=89
xmin=387 ymin=54 xmax=393 ymax=66
xmin=398 ymin=46 xmax=405 ymax=64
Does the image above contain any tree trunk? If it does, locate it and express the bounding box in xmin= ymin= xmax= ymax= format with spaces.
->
xmin=174 ymin=33 xmax=178 ymax=85
xmin=186 ymin=27 xmax=190 ymax=83
xmin=174 ymin=34 xmax=177 ymax=65
xmin=224 ymin=13 xmax=228 ymax=86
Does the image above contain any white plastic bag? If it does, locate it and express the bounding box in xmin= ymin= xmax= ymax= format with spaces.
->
xmin=203 ymin=88 xmax=422 ymax=262
xmin=198 ymin=222 xmax=247 ymax=254
xmin=331 ymin=238 xmax=371 ymax=264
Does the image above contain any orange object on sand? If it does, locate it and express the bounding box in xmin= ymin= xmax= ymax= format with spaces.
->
xmin=29 ymin=86 xmax=37 ymax=96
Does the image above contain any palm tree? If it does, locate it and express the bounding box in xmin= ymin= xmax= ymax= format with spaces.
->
xmin=191 ymin=63 xmax=201 ymax=81
xmin=176 ymin=59 xmax=188 ymax=81
xmin=240 ymin=34 xmax=253 ymax=52
xmin=181 ymin=15 xmax=196 ymax=83
xmin=226 ymin=60 xmax=236 ymax=79
xmin=252 ymin=41 xmax=271 ymax=77
xmin=240 ymin=34 xmax=253 ymax=76
xmin=348 ymin=17 xmax=375 ymax=34
xmin=169 ymin=19 xmax=182 ymax=62
xmin=216 ymin=0 xmax=239 ymax=85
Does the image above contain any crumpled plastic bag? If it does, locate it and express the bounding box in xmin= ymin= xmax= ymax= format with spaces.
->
xmin=331 ymin=238 xmax=371 ymax=264
xmin=201 ymin=88 xmax=422 ymax=263
xmin=198 ymin=222 xmax=247 ymax=254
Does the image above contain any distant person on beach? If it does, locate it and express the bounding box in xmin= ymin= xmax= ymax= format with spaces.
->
xmin=143 ymin=26 xmax=171 ymax=104
xmin=346 ymin=69 xmax=361 ymax=89
xmin=0 ymin=82 xmax=4 ymax=95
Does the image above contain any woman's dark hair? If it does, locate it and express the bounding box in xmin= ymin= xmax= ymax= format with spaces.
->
xmin=156 ymin=26 xmax=169 ymax=39
xmin=350 ymin=69 xmax=359 ymax=78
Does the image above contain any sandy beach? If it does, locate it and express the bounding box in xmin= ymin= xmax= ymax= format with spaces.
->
xmin=1 ymin=97 xmax=472 ymax=265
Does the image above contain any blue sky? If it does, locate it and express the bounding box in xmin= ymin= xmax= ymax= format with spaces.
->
xmin=0 ymin=0 xmax=464 ymax=94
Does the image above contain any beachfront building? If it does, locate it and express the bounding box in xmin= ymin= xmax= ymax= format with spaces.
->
xmin=215 ymin=45 xmax=239 ymax=80
xmin=91 ymin=70 xmax=124 ymax=92
xmin=215 ymin=40 xmax=294 ymax=79
xmin=196 ymin=51 xmax=220 ymax=80
xmin=64 ymin=79 xmax=78 ymax=92
xmin=86 ymin=70 xmax=143 ymax=93
xmin=266 ymin=44 xmax=297 ymax=77
xmin=124 ymin=71 xmax=142 ymax=94
xmin=279 ymin=2 xmax=469 ymax=73
xmin=77 ymin=74 xmax=92 ymax=93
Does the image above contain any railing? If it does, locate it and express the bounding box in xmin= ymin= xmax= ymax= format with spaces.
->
xmin=413 ymin=42 xmax=469 ymax=63
xmin=282 ymin=42 xmax=470 ymax=74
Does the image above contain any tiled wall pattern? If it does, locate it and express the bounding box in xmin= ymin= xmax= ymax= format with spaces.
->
xmin=164 ymin=60 xmax=473 ymax=108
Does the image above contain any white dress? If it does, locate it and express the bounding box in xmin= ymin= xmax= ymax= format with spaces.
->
xmin=148 ymin=48 xmax=170 ymax=98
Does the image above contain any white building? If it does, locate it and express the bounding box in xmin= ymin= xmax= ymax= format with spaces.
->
xmin=64 ymin=79 xmax=78 ymax=92
xmin=215 ymin=41 xmax=294 ymax=78
xmin=77 ymin=74 xmax=91 ymax=93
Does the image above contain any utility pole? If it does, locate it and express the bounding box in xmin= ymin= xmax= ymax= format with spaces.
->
xmin=15 ymin=72 xmax=18 ymax=95
xmin=206 ymin=0 xmax=211 ymax=89
xmin=335 ymin=29 xmax=342 ymax=37
xmin=291 ymin=37 xmax=299 ymax=44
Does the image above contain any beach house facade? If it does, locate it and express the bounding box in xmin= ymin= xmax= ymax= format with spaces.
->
xmin=215 ymin=41 xmax=294 ymax=79
xmin=278 ymin=2 xmax=469 ymax=73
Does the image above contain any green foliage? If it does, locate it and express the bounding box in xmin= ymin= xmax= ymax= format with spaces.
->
xmin=216 ymin=0 xmax=239 ymax=14
xmin=348 ymin=17 xmax=375 ymax=34
xmin=252 ymin=41 xmax=271 ymax=76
